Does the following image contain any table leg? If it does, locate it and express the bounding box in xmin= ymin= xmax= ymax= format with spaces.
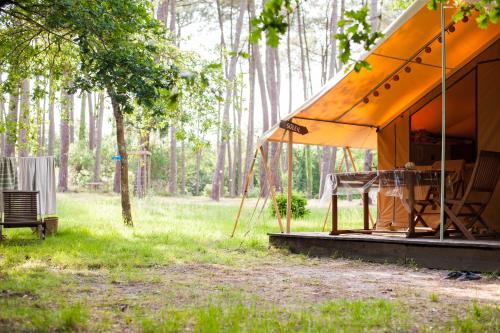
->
xmin=330 ymin=194 xmax=338 ymax=235
xmin=363 ymin=192 xmax=369 ymax=230
xmin=407 ymin=172 xmax=416 ymax=237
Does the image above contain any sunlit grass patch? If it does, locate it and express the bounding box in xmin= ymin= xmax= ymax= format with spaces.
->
xmin=139 ymin=299 xmax=409 ymax=333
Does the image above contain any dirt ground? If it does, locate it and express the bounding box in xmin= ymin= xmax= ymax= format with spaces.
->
xmin=67 ymin=256 xmax=499 ymax=330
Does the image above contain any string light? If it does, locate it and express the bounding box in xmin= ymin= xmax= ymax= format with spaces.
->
xmin=360 ymin=18 xmax=462 ymax=108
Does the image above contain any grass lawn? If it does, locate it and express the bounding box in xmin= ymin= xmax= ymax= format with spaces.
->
xmin=0 ymin=193 xmax=498 ymax=332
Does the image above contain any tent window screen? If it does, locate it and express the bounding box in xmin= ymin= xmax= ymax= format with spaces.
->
xmin=410 ymin=70 xmax=477 ymax=165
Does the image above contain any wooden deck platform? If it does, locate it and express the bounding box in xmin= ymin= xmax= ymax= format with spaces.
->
xmin=269 ymin=232 xmax=500 ymax=272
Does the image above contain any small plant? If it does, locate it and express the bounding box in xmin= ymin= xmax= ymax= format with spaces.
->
xmin=429 ymin=293 xmax=439 ymax=302
xmin=270 ymin=193 xmax=310 ymax=219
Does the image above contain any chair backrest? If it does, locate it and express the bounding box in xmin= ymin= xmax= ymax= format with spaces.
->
xmin=3 ymin=191 xmax=38 ymax=224
xmin=468 ymin=151 xmax=500 ymax=193
xmin=431 ymin=159 xmax=466 ymax=198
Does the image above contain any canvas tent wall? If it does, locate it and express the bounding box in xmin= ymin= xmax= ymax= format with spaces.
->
xmin=378 ymin=40 xmax=500 ymax=230
xmin=256 ymin=0 xmax=500 ymax=231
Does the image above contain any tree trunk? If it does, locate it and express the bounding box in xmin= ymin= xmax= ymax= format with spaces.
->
xmin=113 ymin=161 xmax=121 ymax=193
xmin=79 ymin=91 xmax=86 ymax=142
xmin=265 ymin=43 xmax=281 ymax=192
xmin=69 ymin=92 xmax=75 ymax=144
xmin=48 ymin=80 xmax=55 ymax=156
xmin=58 ymin=87 xmax=71 ymax=192
xmin=37 ymin=82 xmax=46 ymax=156
xmin=211 ymin=0 xmax=246 ymax=201
xmin=5 ymin=85 xmax=20 ymax=157
xmin=94 ymin=91 xmax=105 ymax=182
xmin=249 ymin=0 xmax=269 ymax=197
xmin=168 ymin=0 xmax=177 ymax=195
xmin=109 ymin=91 xmax=132 ymax=226
xmin=287 ymin=12 xmax=293 ymax=115
xmin=320 ymin=0 xmax=339 ymax=197
xmin=236 ymin=81 xmax=243 ymax=195
xmin=228 ymin=135 xmax=234 ymax=198
xmin=370 ymin=0 xmax=380 ymax=31
xmin=195 ymin=149 xmax=201 ymax=195
xmin=157 ymin=0 xmax=169 ymax=24
xmin=0 ymin=80 xmax=5 ymax=155
xmin=180 ymin=140 xmax=186 ymax=195
xmin=168 ymin=127 xmax=177 ymax=194
xmin=18 ymin=79 xmax=29 ymax=157
xmin=88 ymin=92 xmax=95 ymax=150
xmin=243 ymin=42 xmax=255 ymax=194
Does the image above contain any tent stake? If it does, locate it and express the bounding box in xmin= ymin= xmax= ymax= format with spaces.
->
xmin=259 ymin=146 xmax=285 ymax=233
xmin=231 ymin=149 xmax=258 ymax=237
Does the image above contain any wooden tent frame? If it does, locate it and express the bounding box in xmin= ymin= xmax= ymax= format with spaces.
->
xmin=232 ymin=131 xmax=376 ymax=237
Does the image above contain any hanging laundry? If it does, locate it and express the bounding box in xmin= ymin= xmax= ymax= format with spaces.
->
xmin=0 ymin=157 xmax=18 ymax=212
xmin=18 ymin=157 xmax=56 ymax=215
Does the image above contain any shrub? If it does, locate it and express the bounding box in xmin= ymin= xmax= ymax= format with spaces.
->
xmin=270 ymin=193 xmax=310 ymax=219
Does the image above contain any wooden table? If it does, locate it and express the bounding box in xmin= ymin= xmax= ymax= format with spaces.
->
xmin=330 ymin=170 xmax=444 ymax=238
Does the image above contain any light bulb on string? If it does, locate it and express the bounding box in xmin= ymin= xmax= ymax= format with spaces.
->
xmin=405 ymin=66 xmax=412 ymax=73
xmin=393 ymin=74 xmax=400 ymax=81
xmin=415 ymin=57 xmax=422 ymax=64
xmin=425 ymin=46 xmax=432 ymax=53
xmin=373 ymin=90 xmax=379 ymax=97
xmin=384 ymin=83 xmax=391 ymax=90
xmin=363 ymin=97 xmax=369 ymax=104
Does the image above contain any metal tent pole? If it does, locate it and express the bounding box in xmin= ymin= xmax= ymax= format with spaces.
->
xmin=439 ymin=2 xmax=446 ymax=241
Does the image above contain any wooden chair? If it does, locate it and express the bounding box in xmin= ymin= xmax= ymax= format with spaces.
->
xmin=0 ymin=191 xmax=45 ymax=240
xmin=436 ymin=151 xmax=500 ymax=240
xmin=413 ymin=160 xmax=466 ymax=229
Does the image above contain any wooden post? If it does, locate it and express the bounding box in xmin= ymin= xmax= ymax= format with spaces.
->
xmin=231 ymin=149 xmax=258 ymax=237
xmin=407 ymin=171 xmax=416 ymax=238
xmin=346 ymin=147 xmax=357 ymax=172
xmin=260 ymin=146 xmax=285 ymax=233
xmin=331 ymin=193 xmax=338 ymax=235
xmin=286 ymin=131 xmax=293 ymax=233
xmin=363 ymin=192 xmax=369 ymax=230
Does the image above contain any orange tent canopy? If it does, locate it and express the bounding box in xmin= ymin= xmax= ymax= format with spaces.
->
xmin=258 ymin=0 xmax=500 ymax=149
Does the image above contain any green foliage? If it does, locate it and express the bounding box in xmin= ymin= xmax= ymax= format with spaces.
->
xmin=250 ymin=0 xmax=295 ymax=47
xmin=336 ymin=6 xmax=384 ymax=72
xmin=428 ymin=1 xmax=499 ymax=29
xmin=271 ymin=193 xmax=310 ymax=219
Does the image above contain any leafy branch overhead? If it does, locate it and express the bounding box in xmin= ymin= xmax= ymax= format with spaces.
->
xmin=428 ymin=0 xmax=499 ymax=29
xmin=250 ymin=0 xmax=295 ymax=47
xmin=336 ymin=6 xmax=384 ymax=72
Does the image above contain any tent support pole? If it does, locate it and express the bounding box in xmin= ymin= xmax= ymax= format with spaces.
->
xmin=439 ymin=2 xmax=446 ymax=241
xmin=286 ymin=131 xmax=293 ymax=233
xmin=260 ymin=146 xmax=285 ymax=233
xmin=231 ymin=148 xmax=258 ymax=237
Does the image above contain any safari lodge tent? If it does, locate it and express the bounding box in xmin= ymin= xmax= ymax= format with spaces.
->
xmin=238 ymin=1 xmax=500 ymax=270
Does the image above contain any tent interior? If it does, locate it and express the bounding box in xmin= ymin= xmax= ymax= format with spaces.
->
xmin=257 ymin=0 xmax=500 ymax=233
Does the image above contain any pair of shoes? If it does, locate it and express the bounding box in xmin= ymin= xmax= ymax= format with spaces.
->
xmin=445 ymin=271 xmax=481 ymax=281
xmin=445 ymin=271 xmax=462 ymax=279
xmin=457 ymin=272 xmax=481 ymax=281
